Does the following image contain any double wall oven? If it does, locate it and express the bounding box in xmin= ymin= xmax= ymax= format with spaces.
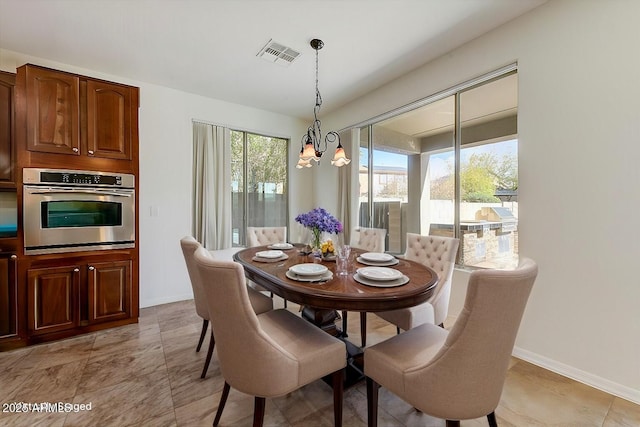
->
xmin=23 ymin=168 xmax=135 ymax=255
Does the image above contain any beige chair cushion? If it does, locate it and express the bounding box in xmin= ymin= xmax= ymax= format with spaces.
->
xmin=365 ymin=258 xmax=538 ymax=421
xmin=181 ymin=236 xmax=273 ymax=317
xmin=377 ymin=234 xmax=459 ymax=330
xmin=246 ymin=226 xmax=287 ymax=247
xmin=350 ymin=227 xmax=386 ymax=252
xmin=194 ymin=247 xmax=346 ymax=398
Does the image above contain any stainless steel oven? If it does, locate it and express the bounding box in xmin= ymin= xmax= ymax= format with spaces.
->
xmin=23 ymin=168 xmax=135 ymax=255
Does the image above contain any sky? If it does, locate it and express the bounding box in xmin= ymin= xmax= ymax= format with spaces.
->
xmin=361 ymin=138 xmax=517 ymax=179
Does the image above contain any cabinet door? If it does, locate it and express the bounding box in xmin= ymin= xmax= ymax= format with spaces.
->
xmin=0 ymin=255 xmax=17 ymax=338
xmin=86 ymin=80 xmax=132 ymax=160
xmin=27 ymin=265 xmax=80 ymax=335
xmin=0 ymin=72 xmax=15 ymax=184
xmin=87 ymin=259 xmax=131 ymax=323
xmin=25 ymin=66 xmax=80 ymax=155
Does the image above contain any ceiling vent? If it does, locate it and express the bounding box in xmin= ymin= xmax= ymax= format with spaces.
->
xmin=257 ymin=39 xmax=300 ymax=66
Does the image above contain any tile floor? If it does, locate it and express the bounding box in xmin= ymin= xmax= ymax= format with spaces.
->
xmin=0 ymin=298 xmax=638 ymax=426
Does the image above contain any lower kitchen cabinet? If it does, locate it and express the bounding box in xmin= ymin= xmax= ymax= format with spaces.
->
xmin=27 ymin=264 xmax=79 ymax=335
xmin=0 ymin=254 xmax=18 ymax=340
xmin=26 ymin=254 xmax=135 ymax=339
xmin=87 ymin=259 xmax=131 ymax=324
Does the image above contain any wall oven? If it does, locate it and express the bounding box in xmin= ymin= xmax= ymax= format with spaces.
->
xmin=23 ymin=168 xmax=135 ymax=255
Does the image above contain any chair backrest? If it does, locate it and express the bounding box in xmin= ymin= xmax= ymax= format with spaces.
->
xmin=350 ymin=227 xmax=386 ymax=252
xmin=404 ymin=233 xmax=459 ymax=325
xmin=193 ymin=247 xmax=298 ymax=396
xmin=405 ymin=258 xmax=538 ymax=420
xmin=180 ymin=236 xmax=210 ymax=320
xmin=246 ymin=226 xmax=287 ymax=247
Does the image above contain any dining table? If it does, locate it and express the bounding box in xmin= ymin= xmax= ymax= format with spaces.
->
xmin=233 ymin=244 xmax=439 ymax=386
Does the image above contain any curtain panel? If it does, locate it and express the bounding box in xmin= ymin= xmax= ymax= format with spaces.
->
xmin=192 ymin=122 xmax=232 ymax=249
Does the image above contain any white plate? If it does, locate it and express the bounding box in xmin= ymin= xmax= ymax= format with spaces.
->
xmin=353 ymin=273 xmax=409 ymax=288
xmin=285 ymin=270 xmax=333 ymax=282
xmin=360 ymin=252 xmax=395 ymax=262
xmin=289 ymin=263 xmax=328 ymax=276
xmin=255 ymin=250 xmax=284 ymax=259
xmin=356 ymin=267 xmax=404 ymax=281
xmin=268 ymin=243 xmax=294 ymax=250
xmin=356 ymin=256 xmax=399 ymax=267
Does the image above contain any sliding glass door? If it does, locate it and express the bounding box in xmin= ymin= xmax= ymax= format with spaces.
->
xmin=231 ymin=131 xmax=288 ymax=246
xmin=357 ymin=68 xmax=518 ymax=268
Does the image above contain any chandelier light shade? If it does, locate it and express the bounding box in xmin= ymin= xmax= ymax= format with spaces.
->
xmin=299 ymin=38 xmax=350 ymax=168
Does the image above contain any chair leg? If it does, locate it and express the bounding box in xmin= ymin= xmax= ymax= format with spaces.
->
xmin=360 ymin=312 xmax=367 ymax=347
xmin=332 ymin=369 xmax=344 ymax=427
xmin=487 ymin=411 xmax=498 ymax=427
xmin=366 ymin=377 xmax=380 ymax=427
xmin=396 ymin=326 xmax=401 ymax=335
xmin=213 ymin=381 xmax=230 ymax=426
xmin=253 ymin=396 xmax=266 ymax=427
xmin=283 ymin=298 xmax=288 ymax=308
xmin=342 ymin=310 xmax=349 ymax=337
xmin=196 ymin=319 xmax=209 ymax=352
xmin=445 ymin=421 xmax=460 ymax=427
xmin=201 ymin=331 xmax=215 ymax=379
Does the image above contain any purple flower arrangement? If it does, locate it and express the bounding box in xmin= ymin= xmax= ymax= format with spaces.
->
xmin=295 ymin=207 xmax=343 ymax=234
xmin=295 ymin=208 xmax=343 ymax=252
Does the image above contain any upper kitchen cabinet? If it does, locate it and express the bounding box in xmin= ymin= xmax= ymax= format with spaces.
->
xmin=17 ymin=64 xmax=139 ymax=174
xmin=0 ymin=71 xmax=16 ymax=186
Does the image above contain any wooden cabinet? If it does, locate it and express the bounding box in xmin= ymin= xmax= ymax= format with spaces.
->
xmin=27 ymin=254 xmax=133 ymax=337
xmin=17 ymin=64 xmax=139 ymax=173
xmin=27 ymin=264 xmax=79 ymax=335
xmin=0 ymin=254 xmax=18 ymax=340
xmin=0 ymin=71 xmax=16 ymax=186
xmin=87 ymin=259 xmax=132 ymax=324
xmin=24 ymin=66 xmax=80 ymax=156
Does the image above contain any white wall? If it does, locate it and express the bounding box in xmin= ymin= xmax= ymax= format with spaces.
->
xmin=0 ymin=49 xmax=310 ymax=309
xmin=322 ymin=0 xmax=640 ymax=403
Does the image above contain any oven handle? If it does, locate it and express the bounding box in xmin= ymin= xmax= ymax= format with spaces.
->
xmin=25 ymin=187 xmax=133 ymax=197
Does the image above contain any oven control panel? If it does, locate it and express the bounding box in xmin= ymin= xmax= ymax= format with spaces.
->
xmin=23 ymin=168 xmax=135 ymax=188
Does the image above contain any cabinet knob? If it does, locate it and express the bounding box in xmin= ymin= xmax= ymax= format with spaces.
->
xmin=73 ymin=268 xmax=80 ymax=272
xmin=88 ymin=150 xmax=94 ymax=155
xmin=72 ymin=147 xmax=79 ymax=153
xmin=88 ymin=266 xmax=95 ymax=271
xmin=10 ymin=254 xmax=17 ymax=260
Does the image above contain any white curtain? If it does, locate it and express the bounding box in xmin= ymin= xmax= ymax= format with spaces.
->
xmin=192 ymin=122 xmax=232 ymax=249
xmin=338 ymin=130 xmax=358 ymax=244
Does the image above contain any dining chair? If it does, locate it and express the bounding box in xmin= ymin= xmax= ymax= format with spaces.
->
xmin=365 ymin=258 xmax=538 ymax=427
xmin=345 ymin=227 xmax=387 ymax=347
xmin=375 ymin=234 xmax=459 ymax=334
xmin=180 ymin=236 xmax=273 ymax=379
xmin=246 ymin=226 xmax=287 ymax=247
xmin=246 ymin=226 xmax=288 ymax=307
xmin=193 ymin=247 xmax=347 ymax=427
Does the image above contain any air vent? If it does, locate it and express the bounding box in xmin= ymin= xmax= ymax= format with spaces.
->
xmin=257 ymin=39 xmax=300 ymax=66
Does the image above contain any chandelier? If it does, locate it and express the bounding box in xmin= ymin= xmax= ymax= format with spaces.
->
xmin=297 ymin=38 xmax=350 ymax=169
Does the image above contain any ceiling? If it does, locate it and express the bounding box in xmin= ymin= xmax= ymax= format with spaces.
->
xmin=0 ymin=0 xmax=545 ymax=121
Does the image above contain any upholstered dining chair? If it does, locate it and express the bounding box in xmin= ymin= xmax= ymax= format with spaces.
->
xmin=345 ymin=227 xmax=387 ymax=347
xmin=246 ymin=226 xmax=288 ymax=307
xmin=246 ymin=226 xmax=287 ymax=247
xmin=180 ymin=236 xmax=273 ymax=379
xmin=365 ymin=258 xmax=538 ymax=427
xmin=375 ymin=234 xmax=459 ymax=333
xmin=193 ymin=247 xmax=347 ymax=427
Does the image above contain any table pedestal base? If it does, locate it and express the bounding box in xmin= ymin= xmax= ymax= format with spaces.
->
xmin=302 ymin=306 xmax=364 ymax=388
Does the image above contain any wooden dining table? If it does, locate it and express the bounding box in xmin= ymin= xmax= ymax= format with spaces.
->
xmin=233 ymin=244 xmax=438 ymax=334
xmin=234 ymin=244 xmax=438 ymax=386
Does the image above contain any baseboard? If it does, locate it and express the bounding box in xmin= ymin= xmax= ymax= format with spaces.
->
xmin=140 ymin=293 xmax=194 ymax=309
xmin=512 ymin=346 xmax=640 ymax=405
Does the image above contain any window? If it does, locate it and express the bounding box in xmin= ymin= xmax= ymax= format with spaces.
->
xmin=357 ymin=68 xmax=518 ymax=269
xmin=231 ymin=131 xmax=288 ymax=246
